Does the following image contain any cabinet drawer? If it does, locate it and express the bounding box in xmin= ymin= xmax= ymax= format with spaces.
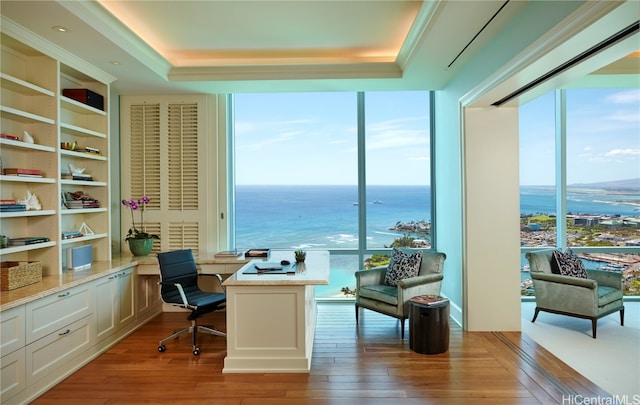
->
xmin=25 ymin=284 xmax=92 ymax=344
xmin=25 ymin=315 xmax=94 ymax=385
xmin=1 ymin=347 xmax=26 ymax=401
xmin=1 ymin=306 xmax=25 ymax=356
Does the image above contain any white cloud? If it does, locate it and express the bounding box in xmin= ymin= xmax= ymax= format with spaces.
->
xmin=604 ymin=148 xmax=640 ymax=157
xmin=606 ymin=89 xmax=640 ymax=104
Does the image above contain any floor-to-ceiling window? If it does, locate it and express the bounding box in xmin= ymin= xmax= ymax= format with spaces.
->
xmin=519 ymin=88 xmax=640 ymax=297
xmin=231 ymin=91 xmax=432 ymax=298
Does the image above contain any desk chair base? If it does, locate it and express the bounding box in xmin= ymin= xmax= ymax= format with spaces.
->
xmin=158 ymin=320 xmax=226 ymax=355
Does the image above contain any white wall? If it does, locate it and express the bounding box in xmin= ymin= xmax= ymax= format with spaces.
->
xmin=434 ymin=0 xmax=585 ymax=330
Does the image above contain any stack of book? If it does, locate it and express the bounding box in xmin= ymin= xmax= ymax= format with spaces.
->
xmin=61 ymin=172 xmax=94 ymax=181
xmin=214 ymin=250 xmax=242 ymax=259
xmin=0 ymin=200 xmax=26 ymax=212
xmin=9 ymin=236 xmax=49 ymax=246
xmin=3 ymin=167 xmax=43 ymax=178
xmin=65 ymin=199 xmax=100 ymax=209
xmin=62 ymin=231 xmax=84 ymax=239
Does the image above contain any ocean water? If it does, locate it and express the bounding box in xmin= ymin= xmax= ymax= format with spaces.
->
xmin=235 ymin=185 xmax=640 ymax=297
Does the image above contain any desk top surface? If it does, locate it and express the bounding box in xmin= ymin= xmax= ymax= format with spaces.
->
xmin=224 ymin=250 xmax=330 ymax=286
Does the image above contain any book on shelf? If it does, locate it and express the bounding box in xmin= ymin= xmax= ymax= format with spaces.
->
xmin=62 ymin=231 xmax=84 ymax=239
xmin=0 ymin=133 xmax=20 ymax=141
xmin=62 ymin=173 xmax=94 ymax=181
xmin=8 ymin=236 xmax=49 ymax=245
xmin=3 ymin=167 xmax=43 ymax=176
xmin=0 ymin=204 xmax=27 ymax=212
xmin=410 ymin=294 xmax=448 ymax=306
xmin=0 ymin=199 xmax=17 ymax=205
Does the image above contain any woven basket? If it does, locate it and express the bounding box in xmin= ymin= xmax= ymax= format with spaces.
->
xmin=1 ymin=261 xmax=42 ymax=290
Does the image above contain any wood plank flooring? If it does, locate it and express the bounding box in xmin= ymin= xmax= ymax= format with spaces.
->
xmin=32 ymin=303 xmax=609 ymax=404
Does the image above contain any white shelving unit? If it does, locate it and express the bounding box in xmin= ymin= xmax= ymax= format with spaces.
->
xmin=0 ymin=26 xmax=114 ymax=275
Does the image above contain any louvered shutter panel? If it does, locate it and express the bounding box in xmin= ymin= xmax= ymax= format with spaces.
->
xmin=168 ymin=103 xmax=199 ymax=210
xmin=168 ymin=222 xmax=199 ymax=256
xmin=122 ymin=95 xmax=217 ymax=254
xmin=129 ymin=104 xmax=161 ymax=209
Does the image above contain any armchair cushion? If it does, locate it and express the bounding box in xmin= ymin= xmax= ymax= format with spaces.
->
xmin=551 ymin=249 xmax=588 ymax=278
xmin=384 ymin=248 xmax=422 ymax=286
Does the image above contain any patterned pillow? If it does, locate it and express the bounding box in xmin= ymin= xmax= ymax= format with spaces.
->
xmin=384 ymin=248 xmax=423 ymax=286
xmin=551 ymin=249 xmax=588 ymax=278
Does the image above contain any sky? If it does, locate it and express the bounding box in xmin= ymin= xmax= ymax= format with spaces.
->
xmin=234 ymin=91 xmax=431 ymax=185
xmin=233 ymin=88 xmax=639 ymax=186
xmin=519 ymin=88 xmax=640 ymax=186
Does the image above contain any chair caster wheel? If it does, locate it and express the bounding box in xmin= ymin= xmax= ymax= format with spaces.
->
xmin=158 ymin=345 xmax=166 ymax=352
xmin=193 ymin=348 xmax=200 ymax=355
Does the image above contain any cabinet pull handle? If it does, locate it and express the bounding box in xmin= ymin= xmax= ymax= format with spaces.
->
xmin=58 ymin=329 xmax=71 ymax=336
xmin=58 ymin=292 xmax=70 ymax=298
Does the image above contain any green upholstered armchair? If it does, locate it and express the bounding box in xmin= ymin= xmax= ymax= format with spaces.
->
xmin=355 ymin=250 xmax=446 ymax=339
xmin=525 ymin=250 xmax=624 ymax=338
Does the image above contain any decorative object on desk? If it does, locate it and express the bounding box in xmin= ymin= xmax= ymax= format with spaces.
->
xmin=122 ymin=196 xmax=159 ymax=256
xmin=22 ymin=130 xmax=34 ymax=144
xmin=294 ymin=249 xmax=306 ymax=263
xmin=17 ymin=190 xmax=42 ymax=211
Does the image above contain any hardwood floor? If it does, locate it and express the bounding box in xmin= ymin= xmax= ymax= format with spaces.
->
xmin=33 ymin=303 xmax=609 ymax=404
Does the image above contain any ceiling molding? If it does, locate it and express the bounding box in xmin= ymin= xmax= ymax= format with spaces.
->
xmin=59 ymin=0 xmax=172 ymax=80
xmin=460 ymin=0 xmax=633 ymax=108
xmin=168 ymin=63 xmax=402 ymax=82
xmin=396 ymin=1 xmax=443 ymax=70
xmin=1 ymin=16 xmax=116 ymax=84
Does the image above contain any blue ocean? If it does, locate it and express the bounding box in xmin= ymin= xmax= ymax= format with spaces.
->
xmin=235 ymin=185 xmax=640 ymax=297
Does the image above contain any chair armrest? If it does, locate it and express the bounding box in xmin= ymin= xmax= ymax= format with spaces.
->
xmin=531 ymin=272 xmax=597 ymax=289
xmin=158 ymin=281 xmax=190 ymax=306
xmin=199 ymin=273 xmax=226 ymax=293
xmin=398 ymin=273 xmax=443 ymax=289
xmin=355 ymin=267 xmax=386 ymax=288
xmin=587 ymin=269 xmax=622 ymax=290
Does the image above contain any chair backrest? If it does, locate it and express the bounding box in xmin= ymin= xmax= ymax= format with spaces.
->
xmin=525 ymin=250 xmax=554 ymax=274
xmin=157 ymin=249 xmax=199 ymax=299
xmin=418 ymin=250 xmax=446 ymax=276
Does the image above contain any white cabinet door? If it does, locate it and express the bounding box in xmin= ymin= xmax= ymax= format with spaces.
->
xmin=1 ymin=347 xmax=26 ymax=402
xmin=117 ymin=268 xmax=135 ymax=328
xmin=94 ymin=274 xmax=117 ymax=341
xmin=0 ymin=305 xmax=25 ymax=356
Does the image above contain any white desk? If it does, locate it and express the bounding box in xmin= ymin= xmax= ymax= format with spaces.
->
xmin=222 ymin=250 xmax=329 ymax=373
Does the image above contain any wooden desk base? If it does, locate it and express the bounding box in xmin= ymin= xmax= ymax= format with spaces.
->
xmin=223 ymin=284 xmax=316 ymax=373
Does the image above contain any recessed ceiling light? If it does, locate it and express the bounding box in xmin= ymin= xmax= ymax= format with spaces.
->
xmin=110 ymin=61 xmax=121 ymax=65
xmin=52 ymin=26 xmax=69 ymax=33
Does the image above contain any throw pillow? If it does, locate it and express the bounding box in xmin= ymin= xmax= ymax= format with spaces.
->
xmin=551 ymin=249 xmax=588 ymax=278
xmin=384 ymin=248 xmax=423 ymax=286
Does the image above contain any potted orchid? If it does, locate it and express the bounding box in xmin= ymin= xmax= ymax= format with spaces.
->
xmin=122 ymin=196 xmax=159 ymax=256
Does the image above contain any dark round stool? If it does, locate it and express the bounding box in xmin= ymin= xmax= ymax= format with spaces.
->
xmin=409 ymin=295 xmax=450 ymax=354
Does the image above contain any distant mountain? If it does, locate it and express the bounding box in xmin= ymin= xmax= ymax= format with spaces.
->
xmin=569 ymin=178 xmax=640 ymax=192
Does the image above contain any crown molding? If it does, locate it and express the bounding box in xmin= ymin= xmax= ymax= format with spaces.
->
xmin=59 ymin=0 xmax=172 ymax=80
xmin=168 ymin=63 xmax=402 ymax=82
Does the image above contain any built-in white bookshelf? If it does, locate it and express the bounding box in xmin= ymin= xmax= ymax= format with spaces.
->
xmin=0 ymin=24 xmax=114 ymax=275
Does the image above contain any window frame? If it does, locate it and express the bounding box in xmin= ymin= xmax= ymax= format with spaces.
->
xmin=226 ymin=91 xmax=437 ymax=269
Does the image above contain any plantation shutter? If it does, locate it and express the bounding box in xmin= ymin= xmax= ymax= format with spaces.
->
xmin=167 ymin=103 xmax=199 ymax=210
xmin=121 ymin=95 xmax=216 ymax=255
